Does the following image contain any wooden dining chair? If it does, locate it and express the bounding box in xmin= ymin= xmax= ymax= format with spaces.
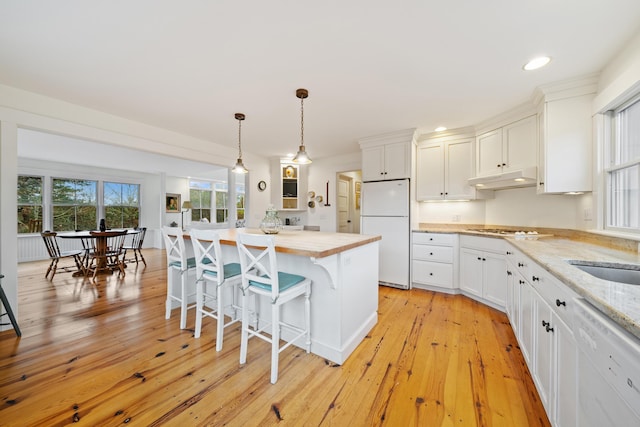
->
xmin=123 ymin=227 xmax=147 ymax=266
xmin=85 ymin=230 xmax=128 ymax=280
xmin=41 ymin=231 xmax=85 ymax=279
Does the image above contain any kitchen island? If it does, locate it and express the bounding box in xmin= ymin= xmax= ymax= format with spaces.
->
xmin=214 ymin=228 xmax=381 ymax=364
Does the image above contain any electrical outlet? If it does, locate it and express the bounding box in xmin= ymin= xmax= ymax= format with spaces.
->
xmin=584 ymin=208 xmax=592 ymax=221
xmin=452 ymin=214 xmax=460 ymax=222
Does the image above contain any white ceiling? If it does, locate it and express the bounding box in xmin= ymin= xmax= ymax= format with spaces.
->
xmin=2 ymin=1 xmax=640 ymax=163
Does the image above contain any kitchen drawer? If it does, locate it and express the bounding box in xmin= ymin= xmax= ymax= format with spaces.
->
xmin=413 ymin=232 xmax=455 ymax=246
xmin=506 ymin=244 xmax=531 ymax=280
xmin=412 ymin=244 xmax=454 ymax=263
xmin=412 ymin=260 xmax=454 ymax=288
xmin=529 ymin=263 xmax=578 ymax=327
xmin=460 ymin=235 xmax=505 ymax=253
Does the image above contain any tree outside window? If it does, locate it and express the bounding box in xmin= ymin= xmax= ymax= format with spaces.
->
xmin=215 ymin=182 xmax=228 ymax=223
xmin=189 ymin=180 xmax=212 ymax=222
xmin=52 ymin=178 xmax=97 ymax=231
xmin=104 ymin=182 xmax=140 ymax=228
xmin=17 ymin=175 xmax=43 ymax=233
xmin=236 ymin=180 xmax=245 ymax=220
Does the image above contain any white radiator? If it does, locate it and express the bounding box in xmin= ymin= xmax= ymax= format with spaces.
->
xmin=18 ymin=235 xmax=84 ymax=263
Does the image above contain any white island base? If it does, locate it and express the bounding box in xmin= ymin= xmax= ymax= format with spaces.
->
xmin=219 ymin=235 xmax=379 ymax=365
xmin=168 ymin=229 xmax=381 ymax=365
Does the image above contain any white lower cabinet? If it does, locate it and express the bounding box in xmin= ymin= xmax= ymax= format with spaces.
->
xmin=411 ymin=232 xmax=457 ymax=290
xmin=506 ymin=243 xmax=578 ymax=427
xmin=459 ymin=236 xmax=507 ymax=309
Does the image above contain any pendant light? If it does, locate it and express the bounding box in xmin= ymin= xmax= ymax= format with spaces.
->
xmin=232 ymin=112 xmax=249 ymax=174
xmin=292 ymin=88 xmax=312 ymax=164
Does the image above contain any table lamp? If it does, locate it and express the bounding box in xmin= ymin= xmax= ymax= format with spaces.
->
xmin=181 ymin=201 xmax=192 ymax=230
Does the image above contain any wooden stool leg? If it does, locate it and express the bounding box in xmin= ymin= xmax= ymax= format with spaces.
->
xmin=0 ymin=280 xmax=22 ymax=337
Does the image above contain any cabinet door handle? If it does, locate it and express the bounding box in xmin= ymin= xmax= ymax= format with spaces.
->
xmin=477 ymin=257 xmax=482 ymax=261
xmin=506 ymin=270 xmax=512 ymax=276
xmin=429 ymin=252 xmax=433 ymax=256
xmin=506 ymin=251 xmax=512 ymax=255
xmin=502 ymin=163 xmax=506 ymax=166
xmin=532 ymin=276 xmax=540 ymax=282
xmin=556 ymin=299 xmax=566 ymax=307
xmin=541 ymin=320 xmax=549 ymax=328
xmin=482 ymin=258 xmax=486 ymax=261
xmin=519 ymin=280 xmax=525 ymax=285
xmin=497 ymin=164 xmax=502 ymax=168
xmin=539 ymin=182 xmax=545 ymax=186
xmin=518 ymin=262 xmax=524 ymax=267
xmin=429 ymin=272 xmax=433 ymax=276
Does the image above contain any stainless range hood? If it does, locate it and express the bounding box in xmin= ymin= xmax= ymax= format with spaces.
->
xmin=467 ymin=166 xmax=537 ymax=190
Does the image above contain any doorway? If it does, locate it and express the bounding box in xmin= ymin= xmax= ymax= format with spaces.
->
xmin=336 ymin=170 xmax=362 ymax=234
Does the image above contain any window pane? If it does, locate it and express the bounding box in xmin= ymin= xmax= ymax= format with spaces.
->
xmin=18 ymin=176 xmax=43 ymax=233
xmin=104 ymin=182 xmax=140 ymax=228
xmin=18 ymin=176 xmax=42 ymax=204
xmin=609 ymin=165 xmax=640 ymax=228
xmin=618 ymin=99 xmax=640 ymax=164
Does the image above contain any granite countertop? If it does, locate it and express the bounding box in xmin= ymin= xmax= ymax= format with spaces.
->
xmin=414 ymin=224 xmax=640 ymax=340
xmin=216 ymin=228 xmax=381 ymax=258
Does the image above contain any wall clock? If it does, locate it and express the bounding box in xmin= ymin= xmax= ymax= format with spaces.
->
xmin=257 ymin=180 xmax=267 ymax=191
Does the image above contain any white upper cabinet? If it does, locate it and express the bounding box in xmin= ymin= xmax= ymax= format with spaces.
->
xmin=417 ymin=137 xmax=487 ymax=200
xmin=475 ymin=115 xmax=537 ymax=177
xmin=359 ymin=129 xmax=415 ymax=182
xmin=362 ymin=141 xmax=410 ymax=181
xmin=537 ymin=93 xmax=594 ymax=194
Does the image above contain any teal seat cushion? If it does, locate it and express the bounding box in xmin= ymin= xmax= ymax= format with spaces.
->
xmin=249 ymin=271 xmax=306 ymax=292
xmin=169 ymin=257 xmax=210 ymax=269
xmin=202 ymin=262 xmax=242 ymax=280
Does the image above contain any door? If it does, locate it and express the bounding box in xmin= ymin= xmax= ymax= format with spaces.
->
xmin=459 ymin=248 xmax=483 ymax=297
xmin=337 ymin=175 xmax=352 ymax=233
xmin=446 ymin=139 xmax=475 ymax=199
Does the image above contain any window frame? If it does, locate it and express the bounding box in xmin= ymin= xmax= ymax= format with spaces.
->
xmin=51 ymin=177 xmax=98 ymax=232
xmin=17 ymin=175 xmax=44 ymax=234
xmin=604 ymin=94 xmax=640 ymax=234
xmin=104 ymin=181 xmax=141 ymax=229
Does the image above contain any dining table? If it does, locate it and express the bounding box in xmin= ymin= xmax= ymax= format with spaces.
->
xmin=58 ymin=229 xmax=138 ymax=275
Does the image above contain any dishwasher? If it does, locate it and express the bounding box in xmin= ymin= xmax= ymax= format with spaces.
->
xmin=574 ymin=298 xmax=640 ymax=426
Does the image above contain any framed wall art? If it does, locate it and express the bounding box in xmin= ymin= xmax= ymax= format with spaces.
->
xmin=166 ymin=193 xmax=180 ymax=212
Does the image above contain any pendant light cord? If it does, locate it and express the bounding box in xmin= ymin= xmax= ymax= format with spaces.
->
xmin=238 ymin=117 xmax=242 ymax=158
xmin=300 ymin=96 xmax=304 ymax=148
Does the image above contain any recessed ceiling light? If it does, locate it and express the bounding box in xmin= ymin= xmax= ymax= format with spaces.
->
xmin=523 ymin=56 xmax=551 ymax=71
xmin=435 ymin=126 xmax=447 ymax=132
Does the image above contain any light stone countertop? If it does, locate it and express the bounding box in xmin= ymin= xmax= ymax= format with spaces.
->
xmin=413 ymin=224 xmax=640 ymax=340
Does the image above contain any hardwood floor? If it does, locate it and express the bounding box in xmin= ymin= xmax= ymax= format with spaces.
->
xmin=1 ymin=249 xmax=549 ymax=426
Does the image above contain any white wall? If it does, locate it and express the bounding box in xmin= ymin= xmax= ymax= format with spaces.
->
xmin=307 ymin=152 xmax=362 ymax=232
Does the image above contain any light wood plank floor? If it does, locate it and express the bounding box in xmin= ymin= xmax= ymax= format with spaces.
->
xmin=1 ymin=249 xmax=549 ymax=426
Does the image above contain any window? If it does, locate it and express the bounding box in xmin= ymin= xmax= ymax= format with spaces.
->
xmin=235 ymin=175 xmax=245 ymax=221
xmin=607 ymin=96 xmax=640 ymax=232
xmin=215 ymin=182 xmax=228 ymax=223
xmin=17 ymin=175 xmax=43 ymax=234
xmin=104 ymin=182 xmax=140 ymax=228
xmin=189 ymin=180 xmax=212 ymax=222
xmin=52 ymin=178 xmax=97 ymax=231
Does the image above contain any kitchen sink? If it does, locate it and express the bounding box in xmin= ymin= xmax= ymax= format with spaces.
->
xmin=567 ymin=260 xmax=640 ymax=285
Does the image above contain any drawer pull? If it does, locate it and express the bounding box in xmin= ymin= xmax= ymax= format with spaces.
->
xmin=430 ymin=252 xmax=433 ymax=256
xmin=532 ymin=276 xmax=540 ymax=282
xmin=556 ymin=299 xmax=566 ymax=307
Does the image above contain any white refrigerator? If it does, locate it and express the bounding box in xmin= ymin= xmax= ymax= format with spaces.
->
xmin=360 ymin=179 xmax=410 ymax=289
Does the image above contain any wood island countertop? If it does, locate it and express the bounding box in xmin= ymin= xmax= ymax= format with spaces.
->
xmin=214 ymin=228 xmax=381 ymax=258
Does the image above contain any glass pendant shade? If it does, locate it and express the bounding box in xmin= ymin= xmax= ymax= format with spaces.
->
xmin=232 ymin=112 xmax=249 ymax=173
xmin=232 ymin=158 xmax=248 ymax=174
xmin=292 ymin=145 xmax=311 ymax=164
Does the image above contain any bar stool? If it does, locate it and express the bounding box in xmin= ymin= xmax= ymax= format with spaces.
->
xmin=236 ymin=232 xmax=312 ymax=384
xmin=161 ymin=226 xmax=197 ymax=329
xmin=0 ymin=274 xmax=21 ymax=337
